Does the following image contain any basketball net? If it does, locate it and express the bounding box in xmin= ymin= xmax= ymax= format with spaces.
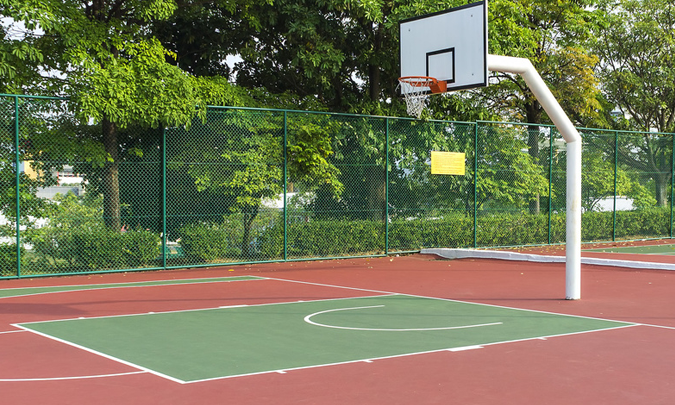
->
xmin=398 ymin=76 xmax=446 ymax=119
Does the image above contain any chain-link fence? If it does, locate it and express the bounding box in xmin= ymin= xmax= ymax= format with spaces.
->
xmin=1 ymin=94 xmax=674 ymax=278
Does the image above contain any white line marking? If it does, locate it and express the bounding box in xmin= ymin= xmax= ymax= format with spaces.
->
xmin=448 ymin=345 xmax=483 ymax=352
xmin=11 ymin=325 xmax=187 ymax=384
xmin=632 ymin=322 xmax=675 ymax=331
xmin=304 ymin=305 xmax=503 ymax=331
xmin=0 ymin=371 xmax=147 ymax=382
xmin=0 ymin=330 xmax=25 ymax=335
xmin=264 ymin=277 xmax=395 ymax=295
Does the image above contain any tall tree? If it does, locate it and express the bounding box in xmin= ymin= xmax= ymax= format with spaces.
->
xmin=592 ymin=0 xmax=675 ymax=206
xmin=0 ymin=1 xmax=44 ymax=93
xmin=477 ymin=0 xmax=602 ymax=213
xmin=5 ymin=1 xmax=244 ymax=230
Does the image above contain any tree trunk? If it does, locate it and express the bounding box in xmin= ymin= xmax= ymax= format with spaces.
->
xmin=366 ymin=167 xmax=386 ymax=221
xmin=655 ymin=172 xmax=668 ymax=207
xmin=102 ymin=117 xmax=121 ymax=230
xmin=368 ymin=22 xmax=383 ymax=102
xmin=242 ymin=205 xmax=260 ymax=258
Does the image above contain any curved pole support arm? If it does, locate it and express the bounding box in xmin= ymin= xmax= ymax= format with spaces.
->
xmin=487 ymin=54 xmax=582 ymax=300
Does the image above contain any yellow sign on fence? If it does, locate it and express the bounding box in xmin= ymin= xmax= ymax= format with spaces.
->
xmin=430 ymin=151 xmax=465 ymax=175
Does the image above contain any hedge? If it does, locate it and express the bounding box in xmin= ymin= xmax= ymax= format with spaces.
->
xmin=27 ymin=226 xmax=161 ymax=272
xmin=0 ymin=243 xmax=25 ymax=277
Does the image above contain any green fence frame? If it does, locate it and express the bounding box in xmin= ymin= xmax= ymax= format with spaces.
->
xmin=1 ymin=94 xmax=674 ymax=279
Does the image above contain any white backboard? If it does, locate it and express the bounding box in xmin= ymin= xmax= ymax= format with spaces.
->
xmin=399 ymin=1 xmax=488 ymax=94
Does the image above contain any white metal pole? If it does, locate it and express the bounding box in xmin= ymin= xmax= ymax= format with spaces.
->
xmin=486 ymin=54 xmax=582 ymax=299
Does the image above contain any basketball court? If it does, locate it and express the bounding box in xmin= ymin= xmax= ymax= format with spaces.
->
xmin=1 ymin=254 xmax=675 ymax=404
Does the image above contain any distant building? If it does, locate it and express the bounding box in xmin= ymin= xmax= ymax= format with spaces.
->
xmin=21 ymin=161 xmax=85 ymax=199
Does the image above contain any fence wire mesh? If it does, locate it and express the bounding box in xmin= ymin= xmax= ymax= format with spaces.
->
xmin=1 ymin=95 xmax=674 ymax=278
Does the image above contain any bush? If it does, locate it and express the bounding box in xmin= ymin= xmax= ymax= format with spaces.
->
xmin=178 ymin=212 xmax=281 ymax=263
xmin=24 ymin=193 xmax=161 ymax=273
xmin=72 ymin=226 xmax=161 ymax=269
xmin=179 ymin=221 xmax=244 ymax=262
xmin=258 ymin=218 xmax=385 ymax=258
xmin=257 ymin=207 xmax=674 ymax=257
xmin=0 ymin=243 xmax=25 ymax=277
xmin=388 ymin=216 xmax=474 ymax=251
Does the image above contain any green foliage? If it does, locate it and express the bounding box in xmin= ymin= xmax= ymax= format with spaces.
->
xmin=257 ymin=218 xmax=385 ymax=258
xmin=179 ymin=221 xmax=246 ymax=262
xmin=172 ymin=110 xmax=344 ymax=256
xmin=69 ymin=226 xmax=160 ymax=269
xmin=388 ymin=216 xmax=475 ymax=250
xmin=178 ymin=212 xmax=279 ymax=262
xmin=25 ymin=193 xmax=160 ymax=272
xmin=287 ymin=123 xmax=344 ymax=196
xmin=590 ymin=1 xmax=675 ymax=206
xmin=0 ymin=243 xmax=24 ymax=277
xmin=481 ymin=0 xmax=602 ymax=125
xmin=253 ymin=208 xmax=674 ymax=257
xmin=593 ymin=0 xmax=675 ymax=133
xmin=614 ymin=208 xmax=671 ymax=239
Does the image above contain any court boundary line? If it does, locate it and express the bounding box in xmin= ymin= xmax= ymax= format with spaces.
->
xmin=0 ymin=329 xmax=25 ymax=335
xmin=0 ymin=276 xmax=266 ymax=301
xmin=0 ymin=371 xmax=148 ymax=382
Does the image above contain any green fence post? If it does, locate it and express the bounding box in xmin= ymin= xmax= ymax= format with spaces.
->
xmin=385 ymin=117 xmax=389 ymax=255
xmin=473 ymin=122 xmax=478 ymax=248
xmin=14 ymin=96 xmax=20 ymax=277
xmin=283 ymin=111 xmax=288 ymax=261
xmin=613 ymin=131 xmax=618 ymax=241
xmin=162 ymin=126 xmax=167 ymax=269
xmin=671 ymin=134 xmax=674 ymax=238
xmin=548 ymin=129 xmax=553 ymax=244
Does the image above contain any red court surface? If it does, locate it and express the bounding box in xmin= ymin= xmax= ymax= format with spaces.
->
xmin=1 ymin=254 xmax=674 ymax=404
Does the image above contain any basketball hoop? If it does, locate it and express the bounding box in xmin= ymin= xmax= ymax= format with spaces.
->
xmin=398 ymin=76 xmax=447 ymax=118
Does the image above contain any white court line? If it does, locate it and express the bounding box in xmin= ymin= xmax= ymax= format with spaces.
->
xmin=10 ymin=325 xmax=186 ymax=384
xmin=634 ymin=322 xmax=675 ymax=331
xmin=304 ymin=305 xmax=503 ymax=331
xmin=0 ymin=371 xmax=147 ymax=382
xmin=0 ymin=330 xmax=25 ymax=335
